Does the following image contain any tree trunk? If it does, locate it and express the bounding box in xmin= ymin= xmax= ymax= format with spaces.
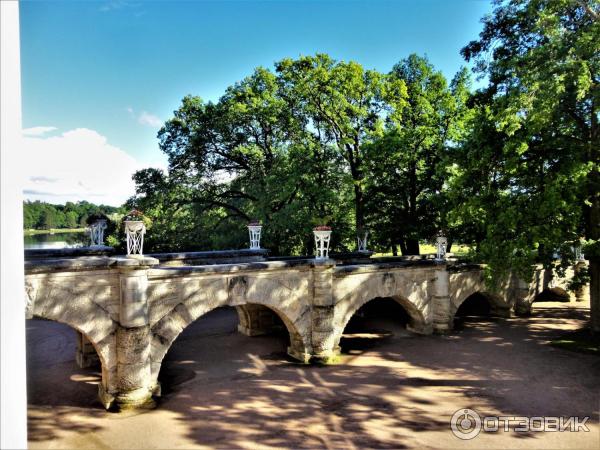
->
xmin=590 ymin=258 xmax=600 ymax=333
xmin=588 ymin=188 xmax=600 ymax=333
xmin=354 ymin=183 xmax=364 ymax=236
xmin=391 ymin=244 xmax=398 ymax=256
xmin=399 ymin=239 xmax=408 ymax=256
xmin=447 ymin=237 xmax=454 ymax=253
xmin=404 ymin=239 xmax=420 ymax=255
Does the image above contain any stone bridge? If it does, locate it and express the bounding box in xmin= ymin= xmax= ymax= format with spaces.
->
xmin=23 ymin=249 xmax=587 ymax=409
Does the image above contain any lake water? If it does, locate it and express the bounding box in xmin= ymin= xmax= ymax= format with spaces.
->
xmin=24 ymin=231 xmax=89 ymax=250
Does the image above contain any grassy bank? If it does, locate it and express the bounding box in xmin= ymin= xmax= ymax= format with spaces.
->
xmin=550 ymin=329 xmax=599 ymax=355
xmin=24 ymin=228 xmax=86 ymax=236
xmin=373 ymin=243 xmax=472 ymax=258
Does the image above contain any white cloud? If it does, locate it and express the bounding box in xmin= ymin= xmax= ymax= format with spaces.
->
xmin=138 ymin=111 xmax=162 ymax=128
xmin=99 ymin=1 xmax=141 ymax=12
xmin=21 ymin=128 xmax=146 ymax=206
xmin=22 ymin=126 xmax=57 ymax=137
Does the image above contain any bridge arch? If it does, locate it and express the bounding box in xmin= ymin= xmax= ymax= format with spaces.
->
xmin=533 ymin=287 xmax=570 ymax=302
xmin=451 ymin=291 xmax=510 ymax=322
xmin=149 ymin=295 xmax=310 ymax=383
xmin=26 ymin=279 xmax=118 ymax=395
xmin=338 ymin=294 xmax=427 ymax=335
xmin=331 ymin=294 xmax=428 ymax=354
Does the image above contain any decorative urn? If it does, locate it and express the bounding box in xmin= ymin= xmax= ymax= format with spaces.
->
xmin=313 ymin=225 xmax=332 ymax=260
xmin=247 ymin=220 xmax=262 ymax=249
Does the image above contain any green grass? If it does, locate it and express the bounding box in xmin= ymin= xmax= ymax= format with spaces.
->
xmin=551 ymin=329 xmax=600 ymax=355
xmin=373 ymin=243 xmax=472 ymax=258
xmin=24 ymin=228 xmax=86 ymax=236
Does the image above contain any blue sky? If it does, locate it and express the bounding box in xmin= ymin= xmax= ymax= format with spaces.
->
xmin=19 ymin=0 xmax=493 ymax=205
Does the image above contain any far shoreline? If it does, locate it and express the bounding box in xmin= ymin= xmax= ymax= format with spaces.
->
xmin=24 ymin=228 xmax=86 ymax=236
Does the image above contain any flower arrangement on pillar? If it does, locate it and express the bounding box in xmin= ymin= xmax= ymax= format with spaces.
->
xmin=435 ymin=232 xmax=448 ymax=261
xmin=123 ymin=209 xmax=147 ymax=257
xmin=247 ymin=220 xmax=262 ymax=249
xmin=313 ymin=225 xmax=332 ymax=260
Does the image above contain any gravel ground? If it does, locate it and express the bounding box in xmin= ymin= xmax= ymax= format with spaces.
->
xmin=27 ymin=300 xmax=599 ymax=449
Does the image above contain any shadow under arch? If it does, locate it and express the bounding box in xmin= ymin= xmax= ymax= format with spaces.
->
xmin=30 ymin=312 xmax=114 ymax=394
xmin=334 ymin=295 xmax=428 ymax=355
xmin=26 ymin=318 xmax=108 ymax=442
xmin=533 ymin=287 xmax=570 ymax=303
xmin=452 ymin=292 xmax=509 ymax=330
xmin=150 ymin=299 xmax=309 ymax=386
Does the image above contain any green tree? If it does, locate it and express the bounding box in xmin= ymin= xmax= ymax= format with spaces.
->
xmin=39 ymin=207 xmax=58 ymax=230
xmin=23 ymin=200 xmax=120 ymax=231
xmin=458 ymin=0 xmax=599 ymax=330
xmin=275 ymin=54 xmax=408 ymax=242
xmin=364 ymin=55 xmax=471 ymax=255
xmin=64 ymin=210 xmax=79 ymax=229
xmin=137 ymin=65 xmax=353 ymax=254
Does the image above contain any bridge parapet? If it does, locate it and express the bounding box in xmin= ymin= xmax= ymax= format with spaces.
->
xmin=148 ymin=248 xmax=270 ymax=266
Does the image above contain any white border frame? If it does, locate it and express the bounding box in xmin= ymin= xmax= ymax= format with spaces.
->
xmin=1 ymin=2 xmax=28 ymax=448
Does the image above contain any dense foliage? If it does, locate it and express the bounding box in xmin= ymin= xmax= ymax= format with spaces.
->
xmin=456 ymin=0 xmax=599 ymax=330
xmin=23 ymin=200 xmax=121 ymax=230
xmin=129 ymin=54 xmax=465 ymax=255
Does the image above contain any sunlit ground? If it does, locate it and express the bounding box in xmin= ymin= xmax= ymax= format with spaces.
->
xmin=373 ymin=243 xmax=472 ymax=258
xmin=27 ymin=299 xmax=598 ymax=449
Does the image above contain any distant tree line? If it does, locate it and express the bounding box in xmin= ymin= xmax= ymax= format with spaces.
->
xmin=23 ymin=200 xmax=121 ymax=230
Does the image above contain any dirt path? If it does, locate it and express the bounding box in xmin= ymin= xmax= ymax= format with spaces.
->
xmin=27 ymin=301 xmax=599 ymax=449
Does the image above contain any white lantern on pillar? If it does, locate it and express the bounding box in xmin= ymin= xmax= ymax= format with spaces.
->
xmin=314 ymin=226 xmax=332 ymax=260
xmin=357 ymin=231 xmax=369 ymax=252
xmin=89 ymin=219 xmax=107 ymax=247
xmin=247 ymin=221 xmax=262 ymax=249
xmin=573 ymin=245 xmax=585 ymax=262
xmin=124 ymin=210 xmax=146 ymax=256
xmin=435 ymin=233 xmax=448 ymax=261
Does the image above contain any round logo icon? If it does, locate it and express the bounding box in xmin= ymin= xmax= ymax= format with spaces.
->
xmin=451 ymin=408 xmax=482 ymax=440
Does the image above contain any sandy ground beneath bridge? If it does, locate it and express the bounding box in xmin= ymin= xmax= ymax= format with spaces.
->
xmin=26 ymin=300 xmax=599 ymax=449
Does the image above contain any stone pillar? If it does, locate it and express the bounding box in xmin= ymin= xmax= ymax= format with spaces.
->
xmin=310 ymin=260 xmax=338 ymax=363
xmin=99 ymin=258 xmax=158 ymax=410
xmin=432 ymin=264 xmax=452 ymax=334
xmin=574 ymin=261 xmax=589 ymax=302
xmin=513 ymin=277 xmax=532 ymax=316
xmin=75 ymin=331 xmax=99 ymax=368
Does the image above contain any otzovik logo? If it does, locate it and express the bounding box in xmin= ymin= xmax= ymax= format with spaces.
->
xmin=450 ymin=408 xmax=590 ymax=439
xmin=451 ymin=409 xmax=482 ymax=440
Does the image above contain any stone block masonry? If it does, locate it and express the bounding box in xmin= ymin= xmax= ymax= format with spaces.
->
xmin=23 ymin=251 xmax=588 ymax=410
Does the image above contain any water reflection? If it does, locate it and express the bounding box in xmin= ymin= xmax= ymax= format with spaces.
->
xmin=24 ymin=231 xmax=88 ymax=250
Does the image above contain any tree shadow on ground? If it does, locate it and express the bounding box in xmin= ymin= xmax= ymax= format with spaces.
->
xmin=26 ymin=319 xmax=106 ymax=442
xmin=156 ymin=302 xmax=598 ymax=448
xmin=26 ymin=302 xmax=599 ymax=448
